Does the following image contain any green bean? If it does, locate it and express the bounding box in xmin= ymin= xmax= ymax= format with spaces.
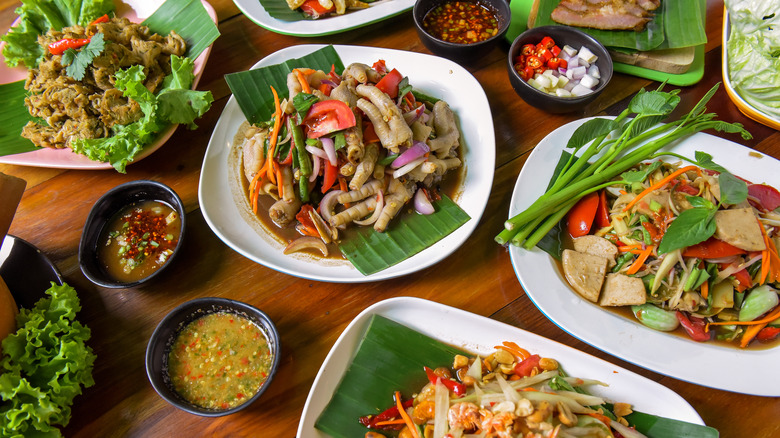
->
xmin=289 ymin=118 xmax=311 ymax=177
xmin=632 ymin=304 xmax=679 ymax=332
xmin=739 ymin=285 xmax=779 ymax=321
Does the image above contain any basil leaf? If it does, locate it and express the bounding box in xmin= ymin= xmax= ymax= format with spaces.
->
xmin=694 ymin=151 xmax=729 ymax=174
xmin=719 ymin=171 xmax=749 ymax=205
xmin=658 ymin=207 xmax=717 ymax=254
xmin=686 ymin=195 xmax=715 ymax=210
xmin=292 ymin=92 xmax=318 ymax=120
xmin=628 ymin=88 xmax=680 ymax=116
xmin=621 ymin=161 xmax=663 ymax=184
xmin=565 ymin=118 xmax=620 ymax=150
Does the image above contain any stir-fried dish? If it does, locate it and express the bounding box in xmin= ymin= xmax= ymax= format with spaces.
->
xmin=562 ymin=159 xmax=780 ymax=347
xmin=360 ymin=342 xmax=647 ymax=438
xmin=22 ymin=16 xmax=185 ymax=149
xmin=231 ymin=60 xmax=462 ymax=257
xmin=285 ymin=0 xmax=375 ymax=19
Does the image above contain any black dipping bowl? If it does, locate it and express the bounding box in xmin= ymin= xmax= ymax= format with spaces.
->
xmin=413 ymin=0 xmax=511 ymax=64
xmin=507 ymin=25 xmax=613 ymax=113
xmin=0 ymin=235 xmax=63 ymax=309
xmin=78 ymin=180 xmax=186 ymax=288
xmin=145 ymin=297 xmax=281 ymax=417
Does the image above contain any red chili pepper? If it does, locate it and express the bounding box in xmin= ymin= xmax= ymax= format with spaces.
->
xmin=521 ymin=44 xmax=536 ymax=56
xmin=756 ymin=326 xmax=780 ymax=342
xmin=424 ymin=366 xmax=466 ymax=396
xmin=48 ymin=37 xmax=91 ymax=55
xmin=513 ymin=354 xmax=541 ymax=377
xmin=538 ymin=48 xmax=554 ymax=61
xmin=525 ymin=55 xmax=543 ymax=69
xmin=539 ymin=36 xmax=556 ymax=49
xmin=358 ymin=398 xmax=414 ymax=430
xmin=642 ymin=220 xmax=662 ymax=242
xmin=559 ymin=58 xmax=568 ymax=69
xmin=717 ymin=262 xmax=753 ymax=291
xmin=90 ymin=14 xmax=110 ymax=25
xmin=546 ymin=57 xmax=561 ymax=69
xmin=567 ymin=192 xmax=600 ymax=238
xmin=551 ymin=45 xmax=561 ymax=57
xmin=683 ymin=238 xmax=746 ymax=259
xmin=675 ymin=311 xmax=712 ymax=342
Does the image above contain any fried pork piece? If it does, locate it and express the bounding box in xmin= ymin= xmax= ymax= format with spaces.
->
xmin=22 ymin=17 xmax=186 ymax=149
xmin=551 ymin=0 xmax=661 ymax=31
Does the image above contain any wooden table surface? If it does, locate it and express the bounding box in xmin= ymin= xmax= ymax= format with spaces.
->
xmin=1 ymin=0 xmax=778 ymax=437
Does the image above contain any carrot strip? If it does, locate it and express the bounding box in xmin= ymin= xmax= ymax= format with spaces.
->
xmin=626 ymin=245 xmax=655 ymax=275
xmin=495 ymin=341 xmax=530 ymax=360
xmin=294 ymin=69 xmax=312 ymax=94
xmin=374 ymin=419 xmax=406 ymax=426
xmin=708 ymin=305 xmax=780 ymax=327
xmin=394 ymin=391 xmax=420 ymax=438
xmin=623 ymin=166 xmax=701 ymax=212
xmin=276 ymin=167 xmax=284 ymax=199
xmin=700 ymin=278 xmax=709 ymax=299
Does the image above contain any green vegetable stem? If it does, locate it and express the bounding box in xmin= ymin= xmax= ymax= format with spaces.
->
xmin=496 ymin=83 xmax=752 ymax=249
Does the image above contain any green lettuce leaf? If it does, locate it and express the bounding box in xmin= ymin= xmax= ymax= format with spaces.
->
xmin=0 ymin=283 xmax=96 ymax=438
xmin=1 ymin=0 xmax=114 ymax=69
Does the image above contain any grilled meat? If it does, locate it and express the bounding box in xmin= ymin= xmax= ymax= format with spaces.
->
xmin=551 ymin=0 xmax=661 ymax=31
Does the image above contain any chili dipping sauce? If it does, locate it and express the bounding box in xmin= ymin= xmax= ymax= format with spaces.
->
xmin=97 ymin=200 xmax=181 ymax=283
xmin=422 ymin=0 xmax=499 ymax=44
xmin=168 ymin=312 xmax=273 ymax=410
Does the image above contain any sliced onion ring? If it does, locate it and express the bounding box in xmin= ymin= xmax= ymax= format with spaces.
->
xmin=414 ymin=188 xmax=435 ymax=215
xmin=306 ymin=145 xmax=328 ymax=160
xmin=391 ymin=141 xmax=429 ymax=169
xmin=283 ymin=236 xmax=328 ymax=256
xmin=319 ymin=189 xmax=345 ymax=224
xmin=392 ymin=157 xmax=426 ymax=179
xmin=320 ymin=136 xmax=338 ymax=166
xmin=309 ymin=153 xmax=321 ymax=183
xmin=354 ymin=190 xmax=384 ymax=226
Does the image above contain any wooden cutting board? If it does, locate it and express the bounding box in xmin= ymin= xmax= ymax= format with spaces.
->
xmin=527 ymin=0 xmax=696 ymax=74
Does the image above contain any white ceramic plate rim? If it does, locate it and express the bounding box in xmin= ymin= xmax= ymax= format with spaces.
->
xmin=0 ymin=0 xmax=217 ymax=170
xmin=297 ymin=296 xmax=705 ymax=437
xmin=198 ymin=44 xmax=494 ymax=283
xmin=232 ymin=0 xmax=414 ymax=37
xmin=508 ymin=117 xmax=780 ymax=397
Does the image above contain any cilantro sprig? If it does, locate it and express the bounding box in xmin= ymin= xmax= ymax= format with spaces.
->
xmin=60 ymin=32 xmax=105 ymax=80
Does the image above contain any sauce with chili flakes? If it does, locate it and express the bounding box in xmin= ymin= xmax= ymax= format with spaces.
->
xmin=168 ymin=312 xmax=273 ymax=410
xmin=422 ymin=0 xmax=499 ymax=44
xmin=97 ymin=200 xmax=180 ymax=283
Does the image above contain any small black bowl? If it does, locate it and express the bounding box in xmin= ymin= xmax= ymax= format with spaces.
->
xmin=78 ymin=180 xmax=186 ymax=288
xmin=413 ymin=0 xmax=511 ymax=64
xmin=507 ymin=25 xmax=613 ymax=113
xmin=145 ymin=297 xmax=281 ymax=417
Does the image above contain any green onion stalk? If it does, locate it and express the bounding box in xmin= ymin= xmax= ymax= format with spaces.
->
xmin=496 ymin=83 xmax=752 ymax=248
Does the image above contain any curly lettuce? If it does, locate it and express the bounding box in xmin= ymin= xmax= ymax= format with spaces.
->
xmin=726 ymin=0 xmax=780 ymax=119
xmin=69 ymin=55 xmax=214 ymax=172
xmin=1 ymin=0 xmax=114 ymax=69
xmin=0 ymin=282 xmax=96 ymax=438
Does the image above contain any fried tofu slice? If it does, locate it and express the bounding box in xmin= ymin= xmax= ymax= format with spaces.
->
xmin=598 ymin=273 xmax=646 ymax=306
xmin=562 ymin=249 xmax=608 ymax=303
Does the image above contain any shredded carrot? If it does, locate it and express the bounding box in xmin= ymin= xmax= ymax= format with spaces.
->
xmin=587 ymin=412 xmax=612 ymax=426
xmin=294 ymin=68 xmax=312 ymax=94
xmin=521 ymin=387 xmax=539 ymax=392
xmin=495 ymin=341 xmax=530 ymax=360
xmin=394 ymin=391 xmax=420 ymax=438
xmin=623 ymin=165 xmax=701 ymax=212
xmin=483 ymin=357 xmax=493 ymax=372
xmin=249 ymin=171 xmax=265 ymax=213
xmin=374 ymin=419 xmax=406 ymax=426
xmin=549 ymin=424 xmax=561 ymax=438
xmin=708 ymin=304 xmax=780 ymax=327
xmin=626 ymin=245 xmax=655 ymax=275
xmin=266 ymin=86 xmax=283 ymax=185
xmin=276 ymin=167 xmax=284 ymax=199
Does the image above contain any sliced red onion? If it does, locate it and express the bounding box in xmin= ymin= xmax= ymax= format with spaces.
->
xmin=309 ymin=153 xmax=320 ymax=182
xmin=319 ymin=189 xmax=345 ymax=224
xmin=354 ymin=190 xmax=384 ymax=226
xmin=414 ymin=188 xmax=435 ymax=215
xmin=320 ymin=78 xmax=339 ymax=88
xmin=306 ymin=145 xmax=328 ymax=160
xmin=567 ymin=66 xmax=587 ymax=80
xmin=403 ymin=104 xmax=426 ymax=125
xmin=391 ymin=141 xmax=429 ymax=168
xmin=320 ymin=136 xmax=338 ymax=166
xmin=392 ymin=156 xmax=426 ymax=179
xmin=283 ymin=236 xmax=328 ymax=256
xmin=558 ymin=67 xmax=567 ymax=76
xmin=587 ymin=64 xmax=601 ymax=79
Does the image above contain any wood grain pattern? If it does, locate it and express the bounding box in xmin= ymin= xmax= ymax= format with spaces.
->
xmin=0 ymin=1 xmax=778 ymax=437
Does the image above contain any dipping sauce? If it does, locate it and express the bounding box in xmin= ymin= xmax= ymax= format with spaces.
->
xmin=168 ymin=312 xmax=273 ymax=410
xmin=422 ymin=1 xmax=499 ymax=44
xmin=97 ymin=200 xmax=180 ymax=283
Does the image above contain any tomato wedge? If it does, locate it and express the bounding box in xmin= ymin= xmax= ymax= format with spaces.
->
xmin=375 ymin=68 xmax=404 ymax=99
xmin=513 ymin=354 xmax=541 ymax=377
xmin=424 ymin=366 xmax=466 ymax=396
xmin=303 ymin=100 xmax=356 ymax=139
xmin=567 ymin=192 xmax=599 ymax=238
xmin=595 ymin=189 xmax=610 ymax=228
xmin=299 ymin=0 xmax=334 ymax=18
xmin=683 ymin=238 xmax=746 ymax=259
xmin=321 ymin=161 xmax=338 ymax=194
xmin=756 ymin=326 xmax=780 ymax=342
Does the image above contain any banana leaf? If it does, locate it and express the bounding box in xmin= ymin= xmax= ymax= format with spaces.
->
xmin=314 ymin=315 xmax=466 ymax=437
xmin=654 ymin=0 xmax=706 ymax=50
xmin=0 ymin=0 xmax=219 ymax=158
xmin=533 ymin=0 xmax=665 ymax=51
xmin=224 ymin=45 xmax=344 ymax=124
xmin=338 ymin=195 xmax=471 ymax=275
xmin=315 ymin=315 xmax=720 ymax=438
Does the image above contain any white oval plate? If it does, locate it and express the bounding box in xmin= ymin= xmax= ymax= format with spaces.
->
xmin=233 ymin=0 xmax=414 ymax=37
xmin=508 ymin=117 xmax=780 ymax=396
xmin=297 ymin=297 xmax=705 ymax=437
xmin=0 ymin=0 xmax=217 ymax=170
xmin=198 ymin=44 xmax=494 ymax=282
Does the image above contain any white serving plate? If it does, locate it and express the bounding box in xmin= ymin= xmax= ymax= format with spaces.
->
xmin=199 ymin=44 xmax=494 ymax=282
xmin=509 ymin=117 xmax=780 ymax=396
xmin=0 ymin=0 xmax=217 ymax=170
xmin=297 ymin=297 xmax=705 ymax=437
xmin=233 ymin=0 xmax=414 ymax=37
